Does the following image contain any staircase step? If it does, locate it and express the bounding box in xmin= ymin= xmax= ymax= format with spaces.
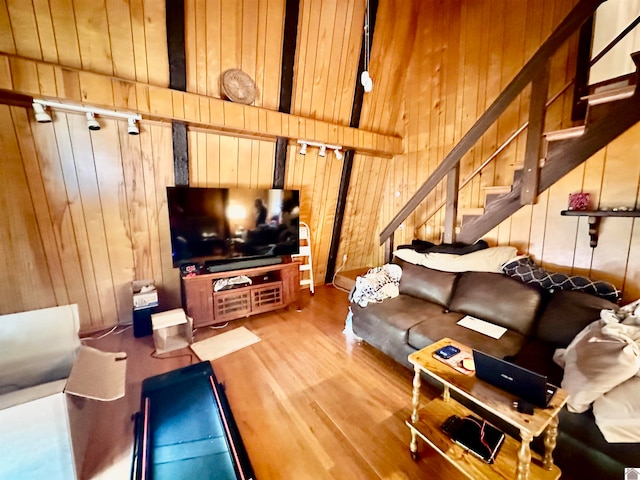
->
xmin=482 ymin=185 xmax=512 ymax=195
xmin=458 ymin=208 xmax=484 ymax=226
xmin=513 ymin=157 xmax=546 ymax=171
xmin=582 ymin=85 xmax=635 ymax=106
xmin=482 ymin=186 xmax=512 ymax=208
xmin=544 ymin=126 xmax=586 ymax=141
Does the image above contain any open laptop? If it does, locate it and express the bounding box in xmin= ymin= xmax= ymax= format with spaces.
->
xmin=472 ymin=350 xmax=557 ymax=408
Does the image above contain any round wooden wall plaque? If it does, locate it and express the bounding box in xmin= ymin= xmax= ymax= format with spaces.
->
xmin=221 ymin=69 xmax=257 ymax=105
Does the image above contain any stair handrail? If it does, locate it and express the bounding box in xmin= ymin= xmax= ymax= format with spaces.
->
xmin=379 ymin=0 xmax=604 ymax=247
xmin=413 ymin=77 xmax=575 ymax=233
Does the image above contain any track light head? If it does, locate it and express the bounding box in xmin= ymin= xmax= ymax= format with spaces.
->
xmin=334 ymin=148 xmax=343 ymax=160
xmin=319 ymin=145 xmax=326 ymax=157
xmin=127 ymin=117 xmax=140 ymax=135
xmin=299 ymin=143 xmax=307 ymax=155
xmin=33 ymin=103 xmax=52 ymax=123
xmin=86 ymin=112 xmax=100 ymax=131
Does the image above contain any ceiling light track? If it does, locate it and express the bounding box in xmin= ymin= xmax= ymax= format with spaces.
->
xmin=296 ymin=139 xmax=343 ymax=159
xmin=32 ymin=99 xmax=142 ymax=134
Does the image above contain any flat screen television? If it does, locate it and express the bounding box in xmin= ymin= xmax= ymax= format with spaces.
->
xmin=167 ymin=186 xmax=300 ymax=269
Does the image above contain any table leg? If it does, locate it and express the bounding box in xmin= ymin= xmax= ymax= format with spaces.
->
xmin=516 ymin=430 xmax=533 ymax=480
xmin=543 ymin=415 xmax=559 ymax=470
xmin=409 ymin=426 xmax=419 ymax=460
xmin=411 ymin=366 xmax=421 ymax=423
xmin=442 ymin=384 xmax=450 ymax=402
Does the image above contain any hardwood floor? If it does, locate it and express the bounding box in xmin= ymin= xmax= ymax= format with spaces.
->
xmin=81 ymin=286 xmax=461 ymax=479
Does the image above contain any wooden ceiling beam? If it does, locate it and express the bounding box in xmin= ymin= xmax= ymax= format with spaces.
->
xmin=0 ymin=54 xmax=402 ymax=157
xmin=0 ymin=89 xmax=33 ymax=108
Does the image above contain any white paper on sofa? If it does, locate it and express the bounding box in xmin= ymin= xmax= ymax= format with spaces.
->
xmin=457 ymin=315 xmax=507 ymax=339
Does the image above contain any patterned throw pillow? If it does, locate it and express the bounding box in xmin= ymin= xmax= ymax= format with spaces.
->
xmin=502 ymin=257 xmax=620 ymax=302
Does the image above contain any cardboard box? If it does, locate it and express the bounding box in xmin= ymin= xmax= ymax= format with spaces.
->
xmin=0 ymin=305 xmax=127 ymax=480
xmin=151 ymin=308 xmax=194 ymax=354
xmin=132 ymin=279 xmax=159 ymax=310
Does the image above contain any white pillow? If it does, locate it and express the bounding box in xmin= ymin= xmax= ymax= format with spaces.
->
xmin=394 ymin=246 xmax=518 ymax=273
xmin=393 ymin=248 xmax=425 ymax=265
xmin=557 ymin=320 xmax=640 ymax=413
xmin=593 ymin=376 xmax=640 ymax=442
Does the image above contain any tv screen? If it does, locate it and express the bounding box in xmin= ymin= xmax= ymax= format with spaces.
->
xmin=167 ymin=186 xmax=300 ymax=268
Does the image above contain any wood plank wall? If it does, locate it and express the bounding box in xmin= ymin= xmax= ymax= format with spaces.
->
xmin=0 ymin=0 xmax=406 ymax=329
xmin=0 ymin=0 xmax=168 ymax=86
xmin=376 ymin=0 xmax=640 ymax=301
xmin=184 ymin=0 xmax=285 ymax=109
xmin=487 ymin=125 xmax=640 ymax=303
xmin=0 ymin=108 xmax=178 ymax=332
xmin=4 ymin=0 xmax=635 ymax=330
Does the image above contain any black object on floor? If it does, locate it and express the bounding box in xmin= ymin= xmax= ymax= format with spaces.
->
xmin=133 ymin=307 xmax=155 ymax=337
xmin=131 ymin=361 xmax=255 ymax=480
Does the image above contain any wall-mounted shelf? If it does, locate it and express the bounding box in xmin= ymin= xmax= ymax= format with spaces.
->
xmin=561 ymin=210 xmax=640 ymax=247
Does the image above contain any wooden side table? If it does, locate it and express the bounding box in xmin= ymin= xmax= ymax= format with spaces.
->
xmin=407 ymin=338 xmax=568 ymax=480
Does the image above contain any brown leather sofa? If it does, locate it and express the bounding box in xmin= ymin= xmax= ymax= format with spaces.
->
xmin=350 ymin=258 xmax=638 ymax=480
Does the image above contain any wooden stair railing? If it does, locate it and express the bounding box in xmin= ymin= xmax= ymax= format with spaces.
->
xmin=458 ymin=80 xmax=640 ymax=244
xmin=379 ymin=0 xmax=604 ymax=259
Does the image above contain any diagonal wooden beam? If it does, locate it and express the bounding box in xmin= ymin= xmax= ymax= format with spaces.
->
xmin=166 ymin=0 xmax=189 ymax=186
xmin=273 ymin=0 xmax=301 ymax=189
xmin=325 ymin=0 xmax=380 ymax=283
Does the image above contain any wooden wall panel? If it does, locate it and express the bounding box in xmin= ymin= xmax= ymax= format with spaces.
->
xmin=375 ymin=0 xmax=581 ymax=250
xmin=371 ymin=0 xmax=640 ymax=301
xmin=0 ymin=106 xmax=59 ymax=313
xmin=0 ymin=0 xmax=168 ymax=86
xmin=184 ymin=0 xmax=284 ymax=109
xmin=497 ymin=124 xmax=640 ymax=302
xmin=189 ymin=131 xmax=276 ymax=190
xmin=0 ymin=109 xmax=178 ymax=332
xmin=290 ymin=0 xmax=366 ymax=126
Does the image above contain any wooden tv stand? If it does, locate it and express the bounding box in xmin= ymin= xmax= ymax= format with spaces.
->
xmin=182 ymin=261 xmax=299 ymax=328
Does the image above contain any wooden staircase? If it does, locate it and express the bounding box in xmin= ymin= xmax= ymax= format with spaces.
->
xmin=457 ymin=68 xmax=640 ymax=244
xmin=380 ymin=0 xmax=640 ymax=256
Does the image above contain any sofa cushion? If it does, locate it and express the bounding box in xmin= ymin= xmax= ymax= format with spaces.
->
xmin=510 ymin=339 xmax=564 ymax=386
xmin=351 ymin=295 xmax=446 ymax=354
xmin=408 ymin=315 xmax=526 ymax=359
xmin=448 ymin=272 xmax=542 ymax=335
xmin=535 ymin=290 xmax=618 ymax=347
xmin=395 ymin=259 xmax=458 ymax=307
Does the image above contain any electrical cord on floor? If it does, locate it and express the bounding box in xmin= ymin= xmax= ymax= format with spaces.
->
xmin=81 ymin=324 xmax=132 ymax=341
xmin=332 ymin=255 xmax=352 ymax=293
xmin=150 ymin=349 xmax=196 ymax=365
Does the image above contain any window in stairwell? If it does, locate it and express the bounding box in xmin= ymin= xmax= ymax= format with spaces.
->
xmin=590 ymin=0 xmax=640 ymax=84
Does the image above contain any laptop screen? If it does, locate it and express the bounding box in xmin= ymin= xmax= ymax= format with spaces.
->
xmin=472 ymin=350 xmax=554 ymax=407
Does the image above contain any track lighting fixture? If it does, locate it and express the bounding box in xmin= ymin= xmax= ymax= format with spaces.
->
xmin=32 ymin=103 xmax=52 ymax=123
xmin=86 ymin=112 xmax=100 ymax=131
xmin=296 ymin=140 xmax=343 ymax=159
xmin=127 ymin=117 xmax=140 ymax=135
xmin=32 ymin=99 xmax=142 ymax=133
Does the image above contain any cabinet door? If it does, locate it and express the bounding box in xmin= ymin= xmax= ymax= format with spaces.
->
xmin=184 ymin=277 xmax=214 ymax=327
xmin=213 ymin=290 xmax=251 ymax=322
xmin=251 ymin=282 xmax=283 ymax=314
xmin=280 ymin=263 xmax=300 ymax=305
